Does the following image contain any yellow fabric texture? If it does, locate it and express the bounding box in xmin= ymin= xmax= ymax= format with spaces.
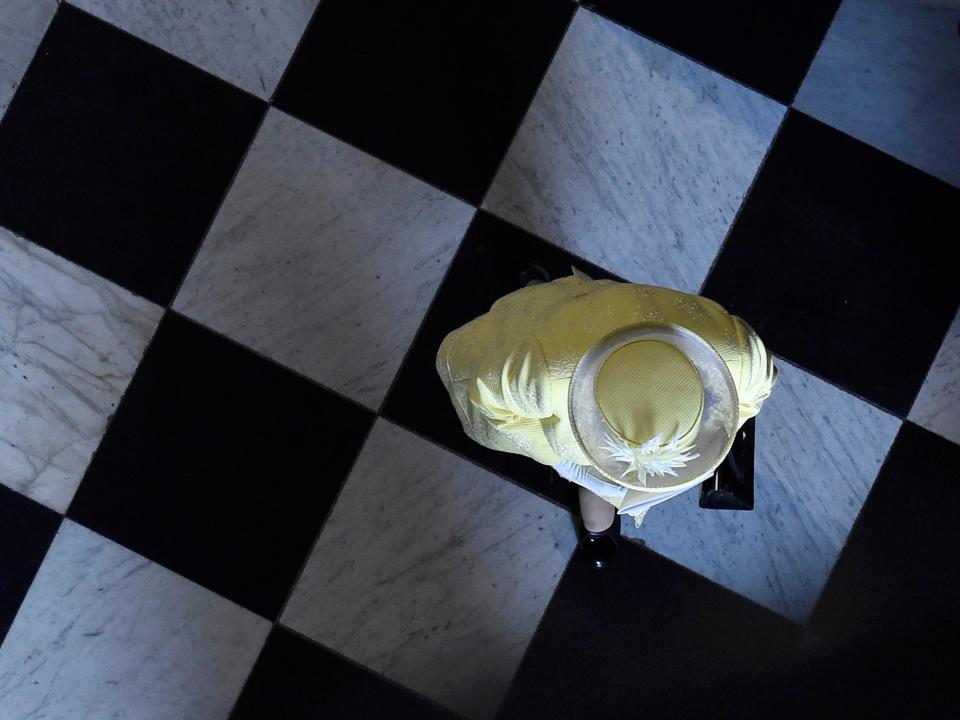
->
xmin=435 ymin=271 xmax=779 ymax=515
xmin=595 ymin=339 xmax=704 ymax=450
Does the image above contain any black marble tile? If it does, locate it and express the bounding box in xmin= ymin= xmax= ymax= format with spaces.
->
xmin=66 ymin=312 xmax=374 ymax=620
xmin=808 ymin=421 xmax=960 ymax=651
xmin=273 ymin=0 xmax=576 ymax=204
xmin=230 ymin=625 xmax=458 ymax=720
xmin=701 ymin=110 xmax=960 ymax=417
xmin=581 ymin=0 xmax=840 ymax=103
xmin=381 ymin=211 xmax=621 ymax=511
xmin=496 ymin=541 xmax=801 ymax=719
xmin=0 ymin=4 xmax=265 ymax=306
xmin=0 ymin=485 xmax=61 ymax=647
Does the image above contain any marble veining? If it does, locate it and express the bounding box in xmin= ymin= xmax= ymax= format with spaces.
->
xmin=174 ymin=108 xmax=473 ymax=410
xmin=280 ymin=418 xmax=577 ymax=720
xmin=622 ymin=357 xmax=902 ymax=624
xmin=0 ymin=520 xmax=271 ymax=719
xmin=0 ymin=0 xmax=56 ymax=118
xmin=68 ymin=0 xmax=320 ymax=99
xmin=909 ymin=307 xmax=960 ymax=445
xmin=0 ymin=227 xmax=162 ymax=512
xmin=795 ymin=0 xmax=960 ymax=189
xmin=483 ymin=8 xmax=785 ymax=294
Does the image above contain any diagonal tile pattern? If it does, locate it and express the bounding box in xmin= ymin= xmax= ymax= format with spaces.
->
xmin=0 ymin=0 xmax=56 ymax=119
xmin=484 ymin=9 xmax=784 ymax=294
xmin=175 ymin=108 xmax=473 ymax=409
xmin=795 ymin=0 xmax=960 ymax=189
xmin=68 ymin=0 xmax=320 ymax=99
xmin=621 ymin=358 xmax=902 ymax=623
xmin=909 ymin=307 xmax=960 ymax=445
xmin=0 ymin=226 xmax=162 ymax=512
xmin=282 ymin=419 xmax=578 ymax=720
xmin=0 ymin=520 xmax=271 ymax=720
xmin=0 ymin=1 xmax=958 ymax=717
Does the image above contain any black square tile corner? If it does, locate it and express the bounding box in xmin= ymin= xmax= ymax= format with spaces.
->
xmin=581 ymin=0 xmax=841 ymax=103
xmin=701 ymin=109 xmax=960 ymax=417
xmin=230 ymin=625 xmax=458 ymax=720
xmin=273 ymin=0 xmax=576 ymax=204
xmin=0 ymin=3 xmax=265 ymax=306
xmin=497 ymin=539 xmax=802 ymax=719
xmin=0 ymin=485 xmax=62 ymax=647
xmin=382 ymin=211 xmax=621 ymax=511
xmin=807 ymin=421 xmax=960 ymax=650
xmin=790 ymin=421 xmax=960 ymax=718
xmin=66 ymin=312 xmax=374 ymax=620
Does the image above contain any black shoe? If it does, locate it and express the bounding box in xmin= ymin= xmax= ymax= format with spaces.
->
xmin=577 ymin=515 xmax=621 ymax=570
xmin=518 ymin=261 xmax=551 ymax=287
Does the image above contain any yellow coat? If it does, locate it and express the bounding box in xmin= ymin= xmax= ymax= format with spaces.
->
xmin=435 ymin=270 xmax=778 ymax=518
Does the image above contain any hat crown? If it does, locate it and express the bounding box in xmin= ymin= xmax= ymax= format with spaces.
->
xmin=594 ymin=339 xmax=704 ymax=451
xmin=568 ymin=322 xmax=739 ymax=490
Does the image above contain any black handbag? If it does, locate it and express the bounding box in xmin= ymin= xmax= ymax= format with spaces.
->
xmin=699 ymin=415 xmax=755 ymax=510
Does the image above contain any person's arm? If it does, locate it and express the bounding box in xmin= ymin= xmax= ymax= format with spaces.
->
xmin=552 ymin=459 xmax=627 ymax=504
xmin=437 ymin=328 xmax=563 ymax=465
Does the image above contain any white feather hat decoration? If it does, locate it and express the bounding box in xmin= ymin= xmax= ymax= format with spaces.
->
xmin=599 ymin=428 xmax=701 ymax=487
xmin=567 ymin=322 xmax=740 ymax=491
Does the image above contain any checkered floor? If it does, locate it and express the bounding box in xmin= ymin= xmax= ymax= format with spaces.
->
xmin=1 ymin=1 xmax=958 ymax=718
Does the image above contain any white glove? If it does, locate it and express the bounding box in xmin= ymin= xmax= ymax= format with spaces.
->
xmin=552 ymin=459 xmax=628 ymax=503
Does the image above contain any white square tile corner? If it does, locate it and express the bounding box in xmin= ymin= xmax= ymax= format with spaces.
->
xmin=280 ymin=418 xmax=578 ymax=720
xmin=483 ymin=7 xmax=785 ymax=294
xmin=0 ymin=0 xmax=57 ymax=119
xmin=0 ymin=519 xmax=271 ymax=720
xmin=174 ymin=107 xmax=474 ymax=410
xmin=794 ymin=0 xmax=960 ymax=190
xmin=622 ymin=357 xmax=902 ymax=624
xmin=68 ymin=0 xmax=320 ymax=99
xmin=908 ymin=306 xmax=960 ymax=446
xmin=0 ymin=227 xmax=163 ymax=512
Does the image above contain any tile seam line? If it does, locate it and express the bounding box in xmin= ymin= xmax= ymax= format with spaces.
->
xmin=164 ymin=102 xmax=269 ymax=310
xmin=786 ymin=0 xmax=844 ymax=107
xmin=0 ymin=0 xmax=58 ymax=140
xmin=490 ymin=541 xmax=582 ymax=718
xmin=61 ymin=1 xmax=269 ymax=103
xmin=476 ymin=0 xmax=580 ymax=208
xmin=227 ymin=423 xmax=398 ymax=720
xmin=265 ymin=0 xmax=325 ymax=105
xmin=272 ymin=416 xmax=377 ymax=625
xmin=270 ymin=624 xmax=469 ymax=720
xmin=267 ymin=101 xmax=481 ymax=207
xmin=62 ymin=308 xmax=170 ymax=520
xmin=166 ymin=308 xmax=376 ymax=417
xmin=802 ymin=416 xmax=905 ymax=634
xmin=790 ymin=107 xmax=960 ymax=193
xmin=376 ymin=208 xmax=478 ymax=416
xmin=578 ymin=4 xmax=786 ymax=105
xmin=696 ymin=105 xmax=789 ymax=298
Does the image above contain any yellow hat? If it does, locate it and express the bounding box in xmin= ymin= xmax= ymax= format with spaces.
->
xmin=568 ymin=323 xmax=739 ymax=491
xmin=595 ymin=340 xmax=704 ymax=450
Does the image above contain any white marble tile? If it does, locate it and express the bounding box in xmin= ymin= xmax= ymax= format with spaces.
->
xmin=174 ymin=108 xmax=473 ymax=410
xmin=0 ymin=520 xmax=270 ymax=719
xmin=483 ymin=8 xmax=784 ymax=294
xmin=0 ymin=0 xmax=56 ymax=119
xmin=281 ymin=419 xmax=577 ymax=720
xmin=69 ymin=0 xmax=319 ymax=99
xmin=909 ymin=307 xmax=960 ymax=445
xmin=622 ymin=358 xmax=902 ymax=624
xmin=795 ymin=0 xmax=960 ymax=189
xmin=0 ymin=228 xmax=162 ymax=512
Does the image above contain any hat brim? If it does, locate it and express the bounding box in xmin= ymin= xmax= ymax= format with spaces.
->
xmin=567 ymin=322 xmax=740 ymax=491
